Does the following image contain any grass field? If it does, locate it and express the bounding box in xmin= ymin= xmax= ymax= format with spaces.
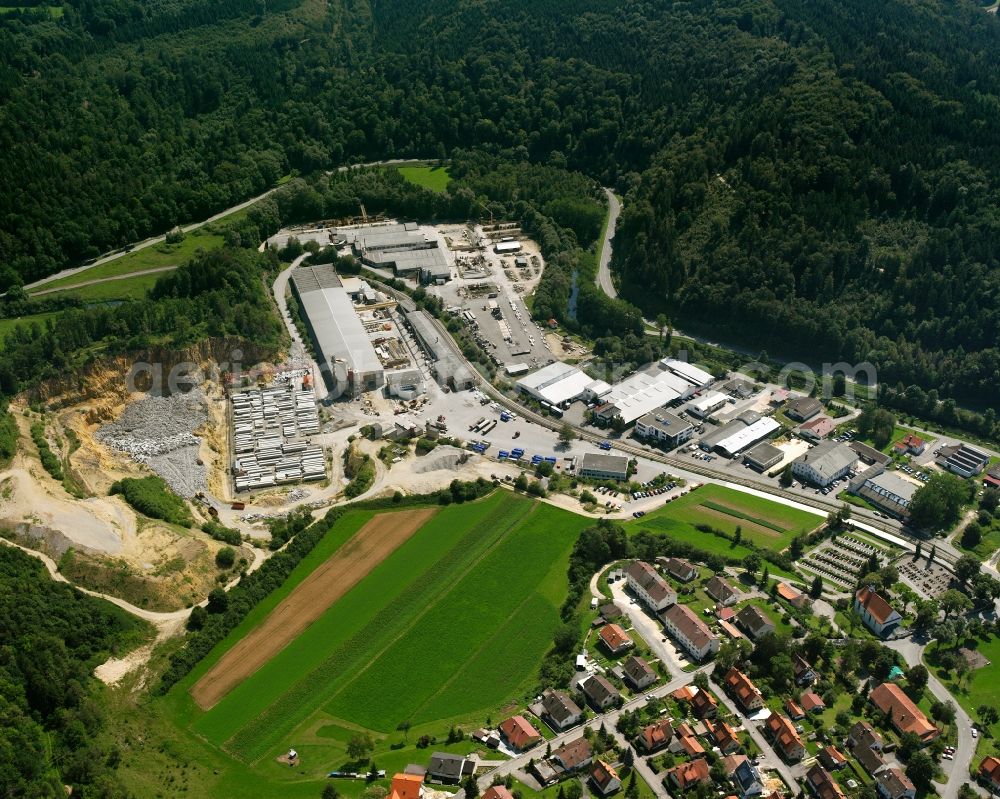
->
xmin=0 ymin=4 xmax=63 ymax=16
xmin=0 ymin=310 xmax=62 ymax=345
xmin=927 ymin=634 xmax=1000 ymax=738
xmin=154 ymin=492 xmax=588 ymax=797
xmin=638 ymin=484 xmax=820 ymax=551
xmin=398 ymin=165 xmax=451 ymax=193
xmin=41 ymin=271 xmax=165 ymax=303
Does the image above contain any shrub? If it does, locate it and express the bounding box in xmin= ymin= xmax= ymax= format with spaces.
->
xmin=110 ymin=475 xmax=193 ymax=527
xmin=215 ymin=547 xmax=236 ymax=569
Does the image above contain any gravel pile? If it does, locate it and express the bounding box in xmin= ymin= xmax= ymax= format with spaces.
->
xmin=97 ymin=390 xmax=208 ymax=497
xmin=413 ymin=446 xmax=469 ymax=474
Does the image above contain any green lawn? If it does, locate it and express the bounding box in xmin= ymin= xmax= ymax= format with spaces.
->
xmin=40 ymin=271 xmax=165 ymax=303
xmin=841 ymin=424 xmax=937 ymax=456
xmin=637 ymin=484 xmax=821 ymax=552
xmin=0 ymin=4 xmax=63 ymax=16
xmin=397 ymin=165 xmax=452 ymax=193
xmin=951 ymin=521 xmax=1000 ymax=561
xmin=155 ymin=492 xmax=589 ymax=797
xmin=0 ymin=310 xmax=62 ymax=345
xmin=926 ymin=634 xmax=1000 ymax=738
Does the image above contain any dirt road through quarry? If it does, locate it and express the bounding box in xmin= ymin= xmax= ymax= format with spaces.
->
xmin=190 ymin=506 xmax=436 ymax=709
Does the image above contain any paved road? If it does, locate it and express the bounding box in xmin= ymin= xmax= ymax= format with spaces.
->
xmin=28 ymin=265 xmax=178 ymax=296
xmin=24 ymin=157 xmax=432 ymax=292
xmin=884 ymin=638 xmax=981 ymax=799
xmin=596 ymin=189 xmax=621 ymax=299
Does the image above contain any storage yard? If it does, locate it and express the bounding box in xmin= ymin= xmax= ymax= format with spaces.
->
xmin=230 ymin=377 xmax=326 ymax=493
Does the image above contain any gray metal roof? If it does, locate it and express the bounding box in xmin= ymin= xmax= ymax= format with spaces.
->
xmin=580 ymin=452 xmax=629 ymax=474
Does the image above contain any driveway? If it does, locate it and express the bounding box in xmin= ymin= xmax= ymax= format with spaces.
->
xmin=609 ymin=581 xmax=686 ymax=677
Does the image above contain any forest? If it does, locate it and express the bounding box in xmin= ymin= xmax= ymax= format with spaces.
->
xmin=0 ymin=545 xmax=149 ymax=797
xmin=0 ymin=0 xmax=997 ymax=418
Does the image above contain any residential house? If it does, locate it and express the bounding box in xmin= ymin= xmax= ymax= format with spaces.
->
xmin=551 ymin=738 xmax=593 ymax=772
xmin=736 ymin=605 xmax=776 ymax=640
xmin=691 ymin=687 xmax=719 ymax=719
xmin=724 ymin=667 xmax=765 ymax=712
xmin=800 ymin=691 xmax=826 ymax=713
xmin=722 ymin=754 xmax=748 ymax=777
xmin=800 ymin=416 xmax=835 ymax=441
xmin=427 ymin=753 xmax=472 ymax=784
xmin=849 ymin=721 xmax=887 ymax=776
xmin=733 ymin=758 xmax=765 ymax=799
xmin=806 ymin=765 xmax=846 ymax=799
xmin=852 ymin=744 xmax=887 ymax=777
xmin=706 ymin=575 xmax=739 ymax=606
xmin=672 ymin=685 xmax=695 ymax=703
xmin=541 ymin=688 xmax=583 ymax=731
xmin=390 ymin=773 xmax=425 ymax=799
xmin=626 ymin=560 xmax=677 ymax=613
xmin=766 ymin=713 xmax=805 ymax=761
xmin=719 ymin=619 xmax=745 ymax=641
xmin=499 ymin=715 xmax=542 ymax=752
xmin=662 ymin=557 xmax=699 ymax=583
xmin=793 ymin=654 xmax=817 ymax=686
xmin=820 ymin=747 xmax=847 ymax=771
xmin=581 ymin=674 xmax=621 ymax=710
xmin=661 ymin=603 xmax=720 ymax=660
xmin=623 ymin=655 xmax=657 ymax=690
xmin=776 ymin=582 xmax=809 ymax=609
xmin=869 ymin=683 xmax=940 ymax=744
xmin=599 ymin=623 xmax=634 ymax=656
xmin=637 ymin=719 xmax=674 ymax=752
xmin=483 ymin=787 xmax=514 ymax=799
xmin=667 ymin=758 xmax=711 ymax=791
xmin=706 ymin=718 xmax=742 ymax=754
xmin=677 ymin=732 xmax=706 ymax=757
xmin=894 ymin=434 xmax=926 ymax=456
xmin=591 ymin=761 xmax=622 ymax=796
xmin=876 ymin=768 xmax=916 ymax=799
xmin=978 ymin=756 xmax=1000 ymax=792
xmin=787 ymin=397 xmax=823 ymax=422
xmin=600 ymin=603 xmax=623 ymax=621
xmin=854 ymin=586 xmax=903 ymax=637
xmin=785 ymin=698 xmax=805 ymax=720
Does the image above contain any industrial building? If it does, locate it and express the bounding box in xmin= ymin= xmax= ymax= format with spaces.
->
xmin=290 ymin=264 xmax=384 ymax=396
xmin=230 ymin=384 xmax=325 ymax=492
xmin=700 ymin=411 xmax=780 ymax=457
xmin=578 ymin=452 xmax=630 ymax=482
xmin=935 ymin=443 xmax=990 ymax=478
xmin=688 ymin=390 xmax=729 ymax=418
xmin=516 ymin=361 xmax=609 ymax=407
xmin=593 ymin=370 xmax=695 ymax=426
xmin=404 ymin=309 xmax=475 ymax=390
xmin=743 ymin=442 xmax=784 ymax=472
xmin=660 ymin=358 xmax=715 ymax=388
xmin=792 ymin=441 xmax=857 ymax=487
xmin=334 ymin=222 xmax=451 ymax=283
xmin=853 ymin=470 xmax=918 ymax=519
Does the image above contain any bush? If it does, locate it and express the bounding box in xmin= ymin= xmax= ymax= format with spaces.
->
xmin=0 ymin=403 xmax=17 ymax=467
xmin=215 ymin=547 xmax=236 ymax=569
xmin=206 ymin=587 xmax=228 ymax=614
xmin=202 ymin=520 xmax=242 ymax=545
xmin=30 ymin=421 xmax=63 ymax=481
xmin=110 ymin=475 xmax=193 ymax=527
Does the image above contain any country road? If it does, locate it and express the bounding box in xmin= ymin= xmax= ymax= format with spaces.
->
xmin=28 ymin=265 xmax=178 ymax=296
xmin=23 ymin=157 xmax=433 ymax=292
xmin=596 ymin=188 xmax=621 ymax=299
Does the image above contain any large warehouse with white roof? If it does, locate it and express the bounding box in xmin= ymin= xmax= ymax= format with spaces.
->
xmin=516 ymin=361 xmax=609 ymax=406
xmin=290 ymin=264 xmax=384 ymax=396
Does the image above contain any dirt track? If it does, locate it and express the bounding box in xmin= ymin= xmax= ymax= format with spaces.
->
xmin=190 ymin=507 xmax=436 ymax=710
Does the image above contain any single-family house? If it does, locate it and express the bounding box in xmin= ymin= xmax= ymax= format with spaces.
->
xmin=427 ymin=753 xmax=473 ymax=784
xmin=854 ymin=586 xmax=902 ymax=638
xmin=736 ymin=605 xmax=776 ymax=640
xmin=733 ymin=758 xmax=765 ymax=799
xmin=706 ymin=575 xmax=739 ymax=606
xmin=667 ymin=758 xmax=711 ymax=791
xmin=722 ymin=754 xmax=748 ymax=777
xmin=852 ymin=743 xmax=887 ymax=777
xmin=869 ymin=683 xmax=940 ymax=744
xmin=591 ymin=761 xmax=622 ymax=796
xmin=978 ymin=756 xmax=1000 ymax=792
xmin=706 ymin=718 xmax=742 ymax=754
xmin=390 ymin=773 xmax=425 ymax=799
xmin=776 ymin=582 xmax=809 ymax=609
xmin=793 ymin=654 xmax=817 ymax=686
xmin=637 ymin=719 xmax=674 ymax=753
xmin=800 ymin=691 xmax=826 ymax=713
xmin=623 ymin=655 xmax=657 ymax=690
xmin=551 ymin=738 xmax=593 ymax=772
xmin=691 ymin=687 xmax=719 ymax=719
xmin=766 ymin=713 xmax=805 ymax=761
xmin=806 ymin=766 xmax=846 ymax=799
xmin=483 ymin=787 xmax=514 ymax=799
xmin=662 ymin=557 xmax=699 ymax=582
xmin=894 ymin=434 xmax=926 ymax=456
xmin=724 ymin=667 xmax=765 ymax=712
xmin=820 ymin=747 xmax=847 ymax=771
xmin=541 ymin=688 xmax=583 ymax=731
xmin=785 ymin=698 xmax=805 ymax=720
xmin=677 ymin=733 xmax=706 ymax=757
xmin=499 ymin=715 xmax=542 ymax=751
xmin=626 ymin=560 xmax=677 ymax=612
xmin=849 ymin=721 xmax=887 ymax=776
xmin=661 ymin=603 xmax=720 ymax=660
xmin=800 ymin=416 xmax=835 ymax=441
xmin=599 ymin=623 xmax=634 ymax=656
xmin=581 ymin=674 xmax=621 ymax=710
xmin=876 ymin=768 xmax=916 ymax=799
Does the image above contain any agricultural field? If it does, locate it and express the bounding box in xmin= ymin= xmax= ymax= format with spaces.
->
xmin=637 ymin=484 xmax=820 ymax=551
xmin=398 ymin=165 xmax=452 ymax=193
xmin=152 ymin=491 xmax=588 ymax=798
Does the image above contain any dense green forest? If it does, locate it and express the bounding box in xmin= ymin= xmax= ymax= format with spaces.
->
xmin=1 ymin=0 xmax=999 ymax=415
xmin=0 ymin=545 xmax=149 ymax=797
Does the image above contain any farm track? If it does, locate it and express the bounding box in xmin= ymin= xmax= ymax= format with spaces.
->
xmin=190 ymin=507 xmax=437 ymax=710
xmin=223 ymin=497 xmax=537 ymax=762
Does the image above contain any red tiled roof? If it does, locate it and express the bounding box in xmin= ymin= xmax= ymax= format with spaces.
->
xmin=690 ymin=688 xmax=718 ymax=718
xmin=499 ymin=715 xmax=542 ymax=750
xmin=767 ymin=713 xmax=804 ymax=759
xmin=668 ymin=758 xmax=710 ymax=789
xmin=777 ymin=582 xmax=804 ymax=604
xmin=483 ymin=787 xmax=514 ymax=799
xmin=725 ymin=667 xmax=763 ymax=709
xmin=390 ymin=773 xmax=424 ymax=799
xmin=980 ymin=756 xmax=1000 ymax=784
xmin=785 ymin=698 xmax=804 ymax=719
xmin=801 ymin=691 xmax=826 ymax=712
xmin=639 ymin=720 xmax=673 ymax=751
xmin=869 ymin=683 xmax=939 ymax=742
xmin=855 ymin=586 xmax=899 ymax=625
xmin=599 ymin=623 xmax=633 ymax=652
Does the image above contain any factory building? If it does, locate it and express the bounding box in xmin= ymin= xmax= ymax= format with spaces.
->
xmin=290 ymin=264 xmax=384 ymax=396
xmin=404 ymin=309 xmax=475 ymax=390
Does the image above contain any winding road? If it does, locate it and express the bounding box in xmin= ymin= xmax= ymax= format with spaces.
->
xmin=596 ymin=188 xmax=621 ymax=299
